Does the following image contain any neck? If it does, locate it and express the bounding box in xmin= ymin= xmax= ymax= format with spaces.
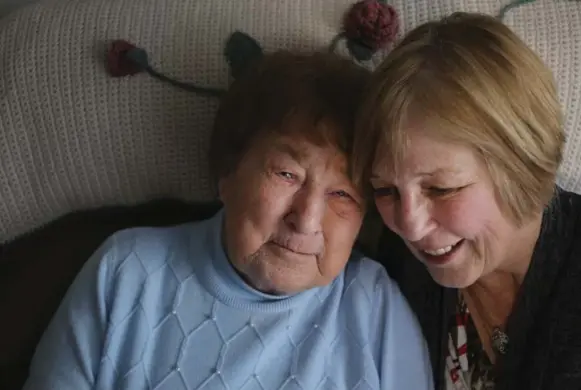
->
xmin=460 ymin=212 xmax=543 ymax=342
xmin=499 ymin=212 xmax=543 ymax=284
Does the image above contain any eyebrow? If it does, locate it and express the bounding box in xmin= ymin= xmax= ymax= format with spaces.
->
xmin=271 ymin=141 xmax=350 ymax=177
xmin=370 ymin=167 xmax=462 ymax=180
xmin=272 ymin=142 xmax=306 ymax=162
xmin=418 ymin=168 xmax=462 ymax=177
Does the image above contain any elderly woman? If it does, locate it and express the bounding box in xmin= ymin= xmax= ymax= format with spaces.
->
xmin=23 ymin=51 xmax=433 ymax=389
xmin=352 ymin=12 xmax=581 ymax=390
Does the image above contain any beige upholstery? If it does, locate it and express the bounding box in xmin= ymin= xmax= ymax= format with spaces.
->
xmin=0 ymin=0 xmax=580 ymax=243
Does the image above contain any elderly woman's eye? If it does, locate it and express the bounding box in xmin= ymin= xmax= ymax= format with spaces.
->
xmin=332 ymin=190 xmax=352 ymax=199
xmin=277 ymin=171 xmax=295 ymax=180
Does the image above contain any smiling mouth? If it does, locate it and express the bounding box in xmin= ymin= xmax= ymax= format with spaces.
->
xmin=416 ymin=239 xmax=465 ymax=265
xmin=419 ymin=240 xmax=463 ymax=255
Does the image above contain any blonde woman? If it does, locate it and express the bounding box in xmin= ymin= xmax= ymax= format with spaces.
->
xmin=353 ymin=12 xmax=581 ymax=390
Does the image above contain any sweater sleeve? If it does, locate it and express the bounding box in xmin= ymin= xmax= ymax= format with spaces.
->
xmin=22 ymin=236 xmax=115 ymax=390
xmin=374 ymin=267 xmax=435 ymax=390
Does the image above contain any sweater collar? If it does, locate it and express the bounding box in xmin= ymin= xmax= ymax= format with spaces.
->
xmin=197 ymin=209 xmax=329 ymax=312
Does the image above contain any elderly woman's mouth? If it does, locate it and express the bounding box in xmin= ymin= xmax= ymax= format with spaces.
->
xmin=269 ymin=241 xmax=317 ymax=256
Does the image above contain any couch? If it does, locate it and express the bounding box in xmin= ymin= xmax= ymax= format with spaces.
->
xmin=1 ymin=0 xmax=580 ymax=388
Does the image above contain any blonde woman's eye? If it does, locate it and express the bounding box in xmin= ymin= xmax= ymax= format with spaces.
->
xmin=372 ymin=187 xmax=396 ymax=198
xmin=429 ymin=187 xmax=456 ymax=196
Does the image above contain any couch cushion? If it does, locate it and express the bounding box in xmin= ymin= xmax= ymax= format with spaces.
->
xmin=0 ymin=0 xmax=579 ymax=244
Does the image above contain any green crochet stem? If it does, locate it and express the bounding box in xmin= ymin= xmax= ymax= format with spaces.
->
xmin=125 ymin=47 xmax=226 ymax=97
xmin=117 ymin=1 xmax=533 ymax=96
xmin=118 ymin=31 xmax=263 ymax=97
xmin=498 ymin=0 xmax=536 ymax=20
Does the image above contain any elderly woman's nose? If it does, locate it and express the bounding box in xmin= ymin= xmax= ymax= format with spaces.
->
xmin=394 ymin=194 xmax=433 ymax=242
xmin=286 ymin=189 xmax=325 ymax=234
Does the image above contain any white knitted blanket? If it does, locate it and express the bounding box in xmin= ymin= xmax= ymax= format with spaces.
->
xmin=0 ymin=0 xmax=580 ymax=243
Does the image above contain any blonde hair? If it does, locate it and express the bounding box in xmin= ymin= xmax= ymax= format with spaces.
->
xmin=352 ymin=12 xmax=564 ymax=225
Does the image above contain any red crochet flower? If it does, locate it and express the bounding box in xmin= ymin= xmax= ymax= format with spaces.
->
xmin=344 ymin=0 xmax=399 ymax=50
xmin=106 ymin=40 xmax=143 ymax=77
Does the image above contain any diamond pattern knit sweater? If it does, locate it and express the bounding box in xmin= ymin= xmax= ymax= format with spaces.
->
xmin=23 ymin=209 xmax=433 ymax=390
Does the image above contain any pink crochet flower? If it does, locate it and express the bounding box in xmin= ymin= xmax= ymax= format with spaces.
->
xmin=107 ymin=40 xmax=142 ymax=77
xmin=344 ymin=0 xmax=399 ymax=50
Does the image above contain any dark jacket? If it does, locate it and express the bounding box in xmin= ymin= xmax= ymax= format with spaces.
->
xmin=376 ymin=188 xmax=581 ymax=390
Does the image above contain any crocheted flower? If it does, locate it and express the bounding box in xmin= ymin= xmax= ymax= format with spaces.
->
xmin=344 ymin=0 xmax=399 ymax=51
xmin=106 ymin=40 xmax=143 ymax=77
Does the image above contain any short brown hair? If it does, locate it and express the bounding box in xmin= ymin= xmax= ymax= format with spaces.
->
xmin=352 ymin=12 xmax=564 ymax=225
xmin=210 ymin=50 xmax=370 ymax=185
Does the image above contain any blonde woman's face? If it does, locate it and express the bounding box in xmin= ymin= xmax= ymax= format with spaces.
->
xmin=370 ymin=125 xmax=522 ymax=288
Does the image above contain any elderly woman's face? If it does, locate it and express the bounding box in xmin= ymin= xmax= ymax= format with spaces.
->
xmin=219 ymin=127 xmax=364 ymax=295
xmin=370 ymin=125 xmax=522 ymax=288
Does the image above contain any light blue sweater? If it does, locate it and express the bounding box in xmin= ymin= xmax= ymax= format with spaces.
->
xmin=24 ymin=209 xmax=433 ymax=390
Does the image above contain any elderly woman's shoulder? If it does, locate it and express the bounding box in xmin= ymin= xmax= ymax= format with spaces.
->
xmin=90 ymin=214 xmax=219 ymax=275
xmin=340 ymin=251 xmax=425 ymax=348
xmin=343 ymin=250 xmax=407 ymax=302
